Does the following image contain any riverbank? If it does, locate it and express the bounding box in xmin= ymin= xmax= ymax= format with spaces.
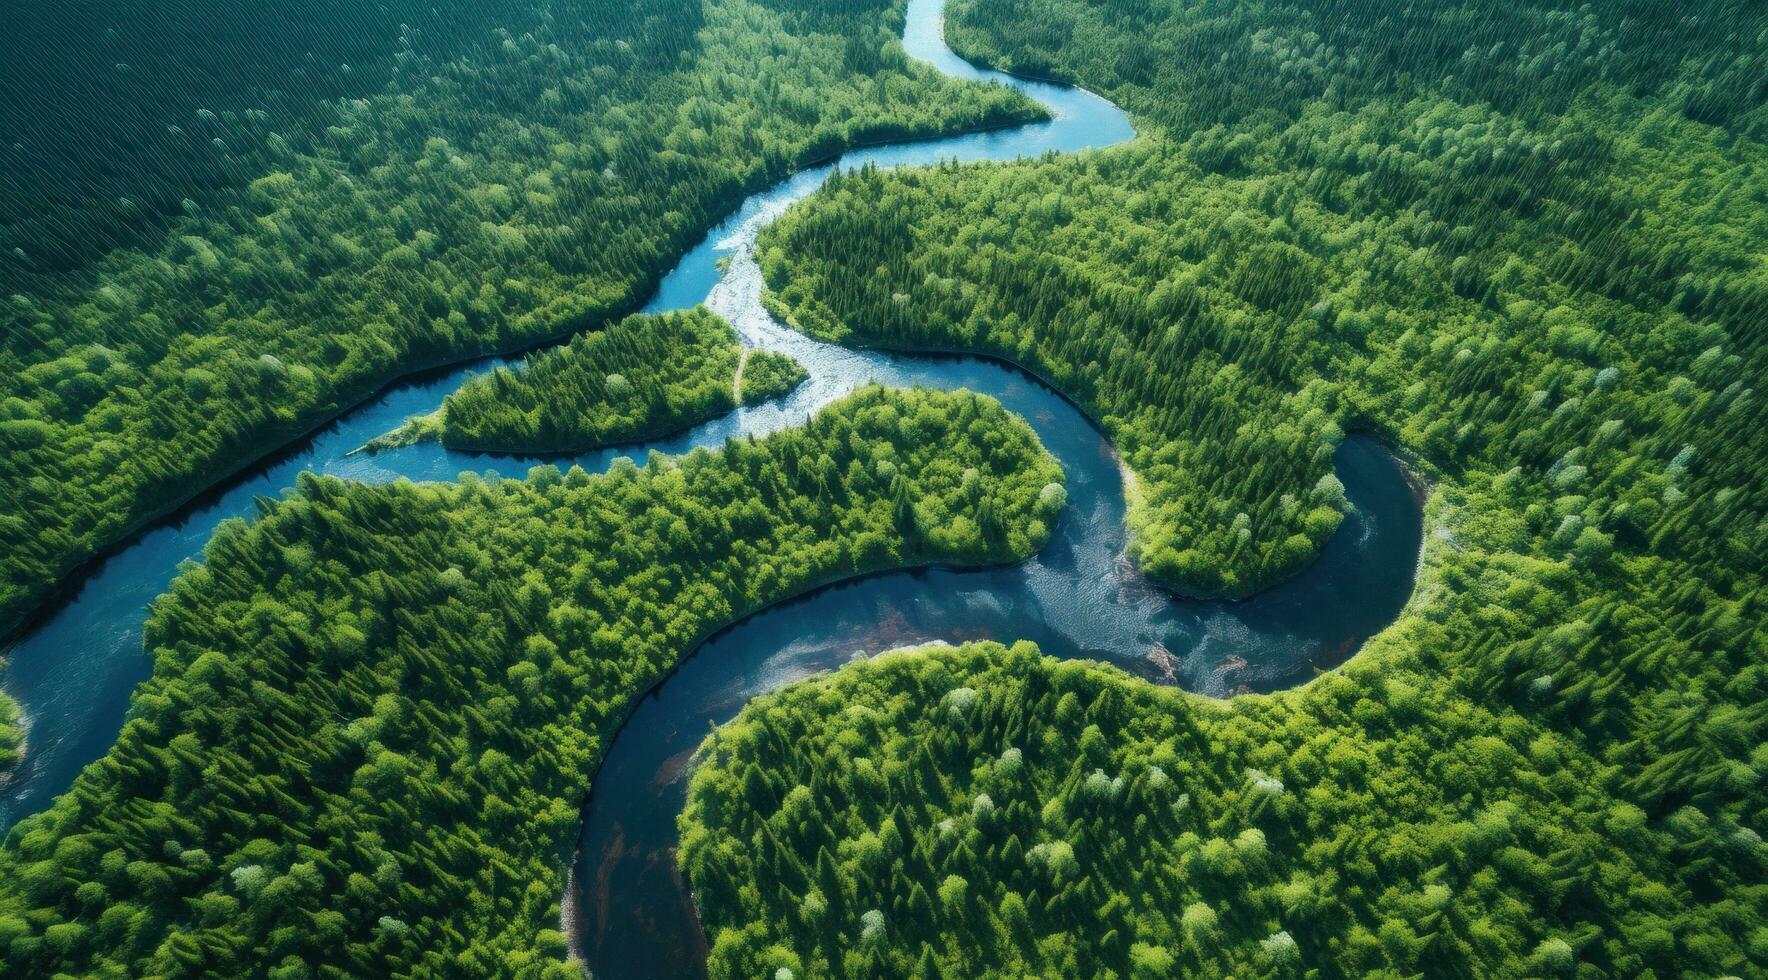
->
xmin=0 ymin=91 xmax=1048 ymax=647
xmin=0 ymin=0 xmax=1106 ymax=832
xmin=0 ymin=704 xmax=24 ymax=790
xmin=556 ymin=532 xmax=1062 ymax=966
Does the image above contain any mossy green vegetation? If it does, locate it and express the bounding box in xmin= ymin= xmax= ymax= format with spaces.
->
xmin=0 ymin=0 xmax=1043 ymax=636
xmin=943 ymin=0 xmax=1768 ymax=146
xmin=0 ymin=387 xmax=1062 ymax=975
xmin=719 ymin=0 xmax=1768 ymax=974
xmin=355 ymin=410 xmax=447 ymax=456
xmin=365 ymin=307 xmax=800 ymax=455
xmin=739 ymin=350 xmax=812 ymax=405
xmin=762 ymin=157 xmax=1347 ymax=598
xmin=684 ymin=637 xmax=1766 ymax=978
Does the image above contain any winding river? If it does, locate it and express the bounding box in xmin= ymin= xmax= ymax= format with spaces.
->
xmin=0 ymin=0 xmax=1421 ymax=974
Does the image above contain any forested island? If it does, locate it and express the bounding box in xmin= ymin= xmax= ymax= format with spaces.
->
xmin=0 ymin=387 xmax=1062 ymax=974
xmin=362 ymin=308 xmax=805 ymax=455
xmin=0 ymin=0 xmax=1041 ymax=639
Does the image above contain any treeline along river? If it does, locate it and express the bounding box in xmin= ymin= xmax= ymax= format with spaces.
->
xmin=0 ymin=1 xmax=1421 ymax=975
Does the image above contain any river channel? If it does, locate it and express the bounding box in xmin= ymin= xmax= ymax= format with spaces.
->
xmin=0 ymin=2 xmax=1421 ymax=976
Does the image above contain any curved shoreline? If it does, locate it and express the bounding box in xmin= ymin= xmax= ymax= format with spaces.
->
xmin=0 ymin=1 xmax=1429 ymax=975
xmin=0 ymin=22 xmax=1057 ymax=820
xmin=0 ymin=104 xmax=1046 ymax=788
xmin=0 ymin=109 xmax=1047 ymax=650
xmin=556 ymin=541 xmax=1059 ymax=965
xmin=0 ymin=0 xmax=1105 ymax=822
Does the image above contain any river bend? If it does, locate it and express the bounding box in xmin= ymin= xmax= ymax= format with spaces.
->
xmin=0 ymin=1 xmax=1421 ymax=976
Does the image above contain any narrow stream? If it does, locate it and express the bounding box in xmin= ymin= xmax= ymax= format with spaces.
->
xmin=0 ymin=1 xmax=1421 ymax=975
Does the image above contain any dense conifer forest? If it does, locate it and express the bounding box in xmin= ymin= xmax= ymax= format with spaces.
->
xmin=684 ymin=639 xmax=1765 ymax=977
xmin=762 ymin=0 xmax=1766 ymax=592
xmin=2 ymin=0 xmax=523 ymax=271
xmin=0 ymin=701 xmax=19 ymax=785
xmin=0 ymin=387 xmax=1063 ymax=975
xmin=704 ymin=0 xmax=1768 ymax=974
xmin=366 ymin=307 xmax=801 ymax=454
xmin=0 ymin=0 xmax=1040 ymax=638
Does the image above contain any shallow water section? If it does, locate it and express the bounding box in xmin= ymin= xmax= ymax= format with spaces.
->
xmin=0 ymin=0 xmax=1419 ymax=974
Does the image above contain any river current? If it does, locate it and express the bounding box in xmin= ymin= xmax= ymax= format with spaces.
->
xmin=0 ymin=0 xmax=1420 ymax=975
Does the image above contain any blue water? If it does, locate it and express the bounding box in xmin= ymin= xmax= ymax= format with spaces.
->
xmin=561 ymin=1 xmax=1419 ymax=976
xmin=0 ymin=1 xmax=1418 ymax=974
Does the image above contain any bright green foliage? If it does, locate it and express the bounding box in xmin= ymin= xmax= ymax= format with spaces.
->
xmin=684 ymin=639 xmax=1767 ymax=978
xmin=740 ymin=350 xmax=812 ymax=405
xmin=763 ymin=0 xmax=1768 ymax=598
xmin=3 ymin=1 xmax=525 ymax=272
xmin=945 ymin=0 xmax=1768 ymax=145
xmin=360 ymin=308 xmax=806 ymax=455
xmin=437 ymin=307 xmax=791 ymax=452
xmin=763 ymin=158 xmax=1339 ymax=597
xmin=0 ymin=0 xmax=1042 ymax=635
xmin=719 ymin=0 xmax=1768 ymax=974
xmin=0 ymin=698 xmax=19 ymax=778
xmin=0 ymin=387 xmax=1061 ymax=975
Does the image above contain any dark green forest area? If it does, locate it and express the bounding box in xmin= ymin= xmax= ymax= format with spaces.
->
xmin=763 ymin=0 xmax=1766 ymax=596
xmin=0 ymin=387 xmax=1064 ymax=975
xmin=367 ymin=307 xmax=801 ymax=454
xmin=701 ymin=0 xmax=1768 ymax=974
xmin=0 ymin=0 xmax=1041 ymax=639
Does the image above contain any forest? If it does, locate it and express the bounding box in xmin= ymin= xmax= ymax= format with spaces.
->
xmin=684 ymin=638 xmax=1765 ymax=977
xmin=0 ymin=387 xmax=1064 ymax=975
xmin=701 ymin=0 xmax=1768 ymax=973
xmin=764 ymin=0 xmax=1767 ymax=598
xmin=739 ymin=350 xmax=812 ymax=406
xmin=0 ymin=0 xmax=1042 ymax=639
xmin=366 ymin=307 xmax=803 ymax=454
xmin=2 ymin=0 xmax=522 ymax=272
xmin=2 ymin=0 xmax=1764 ymax=975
